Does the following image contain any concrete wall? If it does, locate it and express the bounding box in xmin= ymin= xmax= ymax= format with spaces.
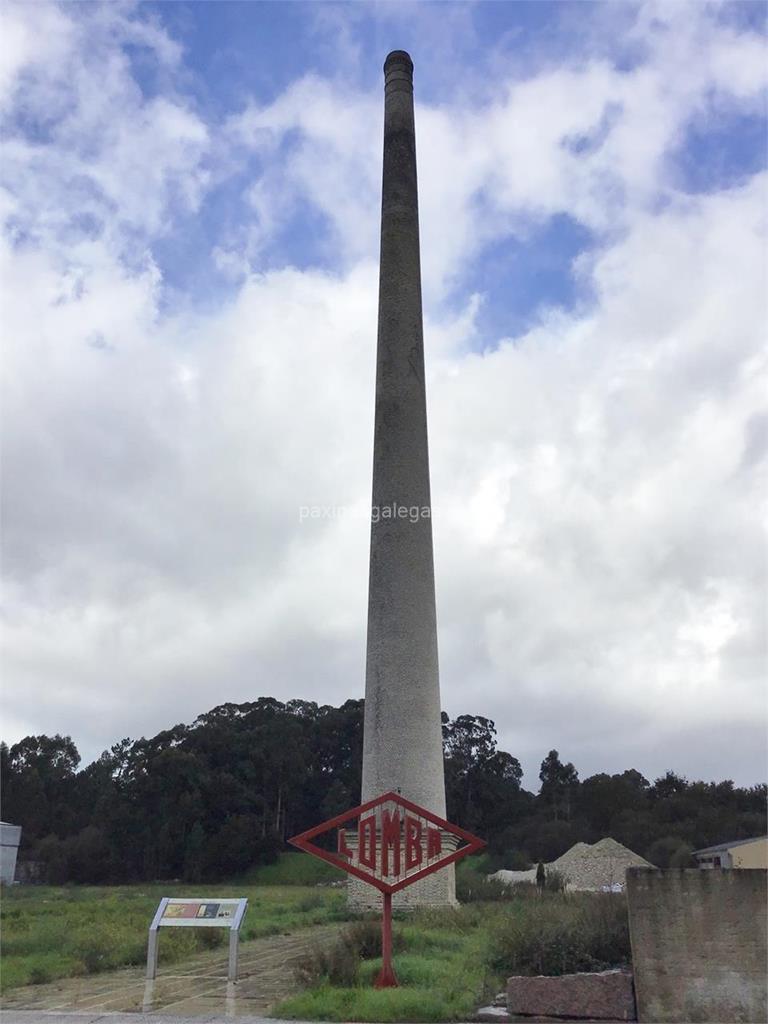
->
xmin=626 ymin=868 xmax=767 ymax=1023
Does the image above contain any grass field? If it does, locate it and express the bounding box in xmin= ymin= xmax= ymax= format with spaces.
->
xmin=272 ymin=890 xmax=631 ymax=1022
xmin=0 ymin=853 xmax=347 ymax=993
xmin=273 ymin=907 xmax=498 ymax=1022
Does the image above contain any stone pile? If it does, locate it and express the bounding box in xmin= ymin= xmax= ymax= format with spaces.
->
xmin=492 ymin=837 xmax=653 ymax=893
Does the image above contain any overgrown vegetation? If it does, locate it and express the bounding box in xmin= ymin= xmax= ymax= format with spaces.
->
xmin=296 ymin=919 xmax=407 ymax=989
xmin=278 ymin=907 xmax=489 ymax=1021
xmin=275 ymin=889 xmax=631 ymax=1022
xmin=246 ymin=852 xmax=344 ymax=886
xmin=2 ymin=698 xmax=765 ymax=885
xmin=486 ymin=892 xmax=630 ymax=977
xmin=0 ymin=867 xmax=349 ymax=993
xmin=1 ymin=852 xmax=632 ymax=1019
xmin=455 ymin=855 xmax=517 ymax=903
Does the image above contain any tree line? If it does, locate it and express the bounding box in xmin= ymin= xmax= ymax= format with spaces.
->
xmin=1 ymin=697 xmax=765 ymax=884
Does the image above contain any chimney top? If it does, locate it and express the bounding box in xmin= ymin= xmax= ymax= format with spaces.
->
xmin=384 ymin=51 xmax=413 ymax=74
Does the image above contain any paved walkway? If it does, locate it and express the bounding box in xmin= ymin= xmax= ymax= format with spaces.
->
xmin=1 ymin=924 xmax=343 ymax=1020
xmin=1 ymin=1014 xmax=303 ymax=1023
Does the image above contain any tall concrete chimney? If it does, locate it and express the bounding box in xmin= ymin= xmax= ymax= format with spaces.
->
xmin=351 ymin=50 xmax=455 ymax=908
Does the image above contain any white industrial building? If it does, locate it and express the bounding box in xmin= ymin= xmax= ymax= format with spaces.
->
xmin=0 ymin=821 xmax=22 ymax=884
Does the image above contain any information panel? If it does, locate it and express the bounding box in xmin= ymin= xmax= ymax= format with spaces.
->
xmin=146 ymin=897 xmax=248 ymax=980
xmin=160 ymin=899 xmax=241 ymax=926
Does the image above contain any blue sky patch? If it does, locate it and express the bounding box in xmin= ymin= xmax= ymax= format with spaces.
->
xmin=147 ymin=2 xmax=350 ymax=115
xmin=454 ymin=214 xmax=595 ymax=349
xmin=670 ymin=106 xmax=767 ymax=194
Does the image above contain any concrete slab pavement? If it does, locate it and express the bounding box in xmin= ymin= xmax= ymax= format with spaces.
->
xmin=0 ymin=1013 xmax=312 ymax=1023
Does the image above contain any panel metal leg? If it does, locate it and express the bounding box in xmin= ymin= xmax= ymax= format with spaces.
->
xmin=228 ymin=929 xmax=239 ymax=982
xmin=146 ymin=928 xmax=159 ymax=980
xmin=142 ymin=979 xmax=156 ymax=1012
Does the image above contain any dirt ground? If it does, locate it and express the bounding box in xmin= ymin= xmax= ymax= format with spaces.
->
xmin=1 ymin=923 xmax=344 ymax=1019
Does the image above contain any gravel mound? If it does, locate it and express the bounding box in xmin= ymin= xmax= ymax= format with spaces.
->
xmin=492 ymin=837 xmax=653 ymax=892
xmin=553 ymin=837 xmax=653 ymax=891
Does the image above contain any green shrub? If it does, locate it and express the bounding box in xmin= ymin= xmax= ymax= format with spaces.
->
xmin=28 ymin=965 xmax=51 ymax=985
xmin=247 ymin=852 xmax=344 ymax=886
xmin=297 ymin=893 xmax=327 ymax=913
xmin=457 ymin=873 xmax=514 ymax=902
xmin=670 ymin=844 xmax=695 ymax=868
xmin=296 ymin=918 xmax=407 ymax=989
xmin=280 ymin=907 xmax=496 ymax=1021
xmin=545 ymin=869 xmax=567 ymax=893
xmin=198 ymin=928 xmax=225 ymax=950
xmin=296 ymin=939 xmax=360 ymax=988
xmin=505 ymin=849 xmax=532 ymax=870
xmin=504 ymin=881 xmax=539 ymax=900
xmin=575 ymin=893 xmax=632 ymax=967
xmin=78 ymin=942 xmax=111 ymax=974
xmin=5 ymin=952 xmax=81 ymax=990
xmin=346 ymin=918 xmax=406 ymax=960
xmin=646 ymin=835 xmax=695 ymax=868
xmin=486 ymin=893 xmax=630 ymax=977
xmin=456 ymin=861 xmax=515 ymax=903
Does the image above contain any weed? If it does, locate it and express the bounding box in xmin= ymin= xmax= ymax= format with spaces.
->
xmin=486 ymin=893 xmax=630 ymax=976
xmin=246 ymin=853 xmax=344 ymax=886
xmin=456 ymin=871 xmax=515 ymax=903
xmin=343 ymin=919 xmax=405 ymax=960
xmin=198 ymin=929 xmax=225 ymax=950
xmin=296 ymin=938 xmax=361 ymax=988
xmin=285 ymin=905 xmax=498 ymax=1020
xmin=545 ymin=869 xmax=567 ymax=894
xmin=28 ymin=966 xmax=51 ymax=985
xmin=279 ymin=894 xmax=631 ymax=1022
xmin=297 ymin=893 xmax=327 ymax=912
xmin=295 ymin=917 xmax=407 ymax=989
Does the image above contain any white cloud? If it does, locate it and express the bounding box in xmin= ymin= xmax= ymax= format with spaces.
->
xmin=0 ymin=2 xmax=208 ymax=254
xmin=225 ymin=76 xmax=381 ymax=269
xmin=221 ymin=3 xmax=767 ymax=300
xmin=428 ymin=173 xmax=766 ymax=773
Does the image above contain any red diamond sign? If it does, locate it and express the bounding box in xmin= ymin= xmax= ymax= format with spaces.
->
xmin=288 ymin=790 xmax=485 ymax=894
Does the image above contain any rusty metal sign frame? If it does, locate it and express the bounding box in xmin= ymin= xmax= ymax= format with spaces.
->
xmin=288 ymin=791 xmax=484 ymax=987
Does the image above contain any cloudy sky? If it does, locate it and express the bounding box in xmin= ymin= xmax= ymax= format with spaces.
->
xmin=1 ymin=1 xmax=766 ymax=789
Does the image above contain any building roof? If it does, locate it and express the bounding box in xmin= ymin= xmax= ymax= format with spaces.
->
xmin=693 ymin=835 xmax=767 ymax=856
xmin=0 ymin=822 xmax=22 ymax=843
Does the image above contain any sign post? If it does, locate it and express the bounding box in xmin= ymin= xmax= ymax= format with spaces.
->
xmin=289 ymin=791 xmax=484 ymax=987
xmin=146 ymin=897 xmax=248 ymax=982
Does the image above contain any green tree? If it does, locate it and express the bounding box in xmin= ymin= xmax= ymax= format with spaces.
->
xmin=647 ymin=835 xmax=693 ymax=868
xmin=443 ymin=714 xmax=523 ymax=834
xmin=183 ymin=822 xmax=206 ymax=883
xmin=3 ymin=699 xmax=766 ymax=885
xmin=539 ymin=750 xmax=579 ymax=821
xmin=3 ymin=735 xmax=81 ymax=840
xmin=578 ymin=770 xmax=650 ymax=837
xmin=205 ymin=814 xmax=262 ymax=878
